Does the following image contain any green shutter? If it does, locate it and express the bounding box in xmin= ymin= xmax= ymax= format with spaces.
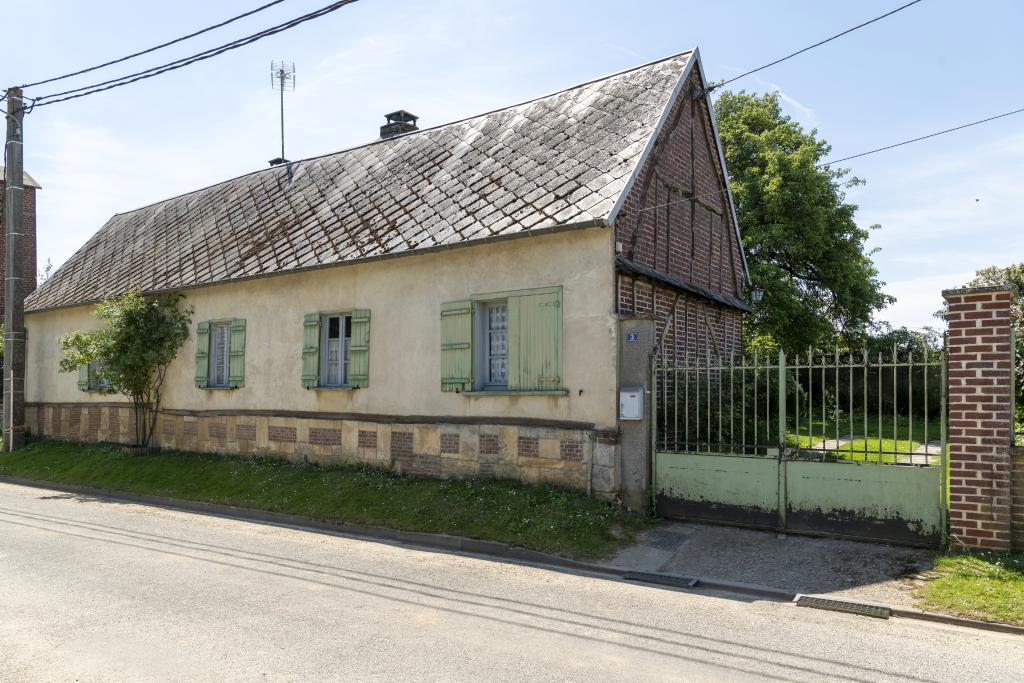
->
xmin=302 ymin=313 xmax=321 ymax=388
xmin=348 ymin=309 xmax=370 ymax=388
xmin=441 ymin=300 xmax=473 ymax=392
xmin=194 ymin=321 xmax=210 ymax=388
xmin=78 ymin=364 xmax=90 ymax=391
xmin=507 ymin=288 xmax=562 ymax=391
xmin=228 ymin=319 xmax=246 ymax=388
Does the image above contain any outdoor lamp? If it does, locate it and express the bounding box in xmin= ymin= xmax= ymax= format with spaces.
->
xmin=751 ymin=287 xmax=765 ymax=305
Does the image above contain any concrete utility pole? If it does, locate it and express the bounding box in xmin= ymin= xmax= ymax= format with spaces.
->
xmin=4 ymin=87 xmax=26 ymax=451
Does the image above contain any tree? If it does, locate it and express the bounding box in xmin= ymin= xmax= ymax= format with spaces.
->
xmin=714 ymin=91 xmax=893 ymax=352
xmin=59 ymin=290 xmax=193 ymax=447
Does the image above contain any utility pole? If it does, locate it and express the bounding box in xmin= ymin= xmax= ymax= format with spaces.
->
xmin=3 ymin=87 xmax=26 ymax=451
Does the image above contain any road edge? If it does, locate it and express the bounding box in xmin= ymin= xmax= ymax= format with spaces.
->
xmin=2 ymin=474 xmax=1022 ymax=636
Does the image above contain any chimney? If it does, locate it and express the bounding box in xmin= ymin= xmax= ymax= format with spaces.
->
xmin=0 ymin=165 xmax=40 ymax=319
xmin=380 ymin=110 xmax=418 ymax=139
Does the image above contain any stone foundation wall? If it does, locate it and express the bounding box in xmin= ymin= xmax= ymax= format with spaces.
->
xmin=26 ymin=403 xmax=619 ymax=500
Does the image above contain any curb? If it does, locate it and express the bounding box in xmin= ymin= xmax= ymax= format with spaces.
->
xmin=2 ymin=475 xmax=1022 ymax=636
xmin=0 ymin=475 xmax=616 ymax=576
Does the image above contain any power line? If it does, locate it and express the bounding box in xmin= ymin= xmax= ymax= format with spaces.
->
xmin=19 ymin=0 xmax=290 ymax=90
xmin=711 ymin=0 xmax=924 ymax=91
xmin=819 ymin=106 xmax=1024 ymax=165
xmin=636 ymin=103 xmax=1024 ymax=214
xmin=29 ymin=0 xmax=359 ymax=108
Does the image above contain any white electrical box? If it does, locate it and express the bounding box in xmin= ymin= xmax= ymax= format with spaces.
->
xmin=619 ymin=386 xmax=643 ymax=420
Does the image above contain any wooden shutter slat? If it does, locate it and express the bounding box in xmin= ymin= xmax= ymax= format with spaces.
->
xmin=228 ymin=319 xmax=246 ymax=388
xmin=348 ymin=309 xmax=370 ymax=388
xmin=302 ymin=313 xmax=321 ymax=388
xmin=508 ymin=289 xmax=562 ymax=391
xmin=194 ymin=321 xmax=210 ymax=388
xmin=441 ymin=300 xmax=473 ymax=392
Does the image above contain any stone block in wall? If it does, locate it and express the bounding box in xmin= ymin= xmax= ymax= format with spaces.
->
xmin=414 ymin=425 xmax=441 ymax=456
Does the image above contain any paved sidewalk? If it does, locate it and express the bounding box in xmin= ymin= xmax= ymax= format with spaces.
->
xmin=600 ymin=521 xmax=934 ymax=608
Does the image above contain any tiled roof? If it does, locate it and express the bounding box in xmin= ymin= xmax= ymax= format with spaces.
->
xmin=27 ymin=52 xmax=693 ymax=312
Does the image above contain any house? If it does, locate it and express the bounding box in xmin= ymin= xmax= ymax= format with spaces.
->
xmin=24 ymin=49 xmax=749 ymax=504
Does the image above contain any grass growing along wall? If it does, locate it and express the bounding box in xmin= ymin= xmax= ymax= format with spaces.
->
xmin=0 ymin=439 xmax=650 ymax=559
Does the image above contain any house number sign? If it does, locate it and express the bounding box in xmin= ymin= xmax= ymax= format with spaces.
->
xmin=625 ymin=331 xmax=640 ymax=343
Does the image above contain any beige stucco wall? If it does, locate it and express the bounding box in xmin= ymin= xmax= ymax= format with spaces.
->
xmin=26 ymin=226 xmax=619 ymax=429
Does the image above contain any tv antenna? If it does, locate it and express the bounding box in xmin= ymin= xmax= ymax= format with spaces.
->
xmin=269 ymin=61 xmax=295 ymax=166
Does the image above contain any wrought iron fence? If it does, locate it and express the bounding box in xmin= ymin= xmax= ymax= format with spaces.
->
xmin=653 ymin=346 xmax=946 ymax=465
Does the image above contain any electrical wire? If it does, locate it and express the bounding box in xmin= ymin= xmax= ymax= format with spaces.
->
xmin=19 ymin=0 xmax=290 ymax=90
xmin=30 ymin=0 xmax=359 ymax=108
xmin=636 ymin=103 xmax=1024 ymax=214
xmin=819 ymin=106 xmax=1024 ymax=165
xmin=711 ymin=0 xmax=924 ymax=91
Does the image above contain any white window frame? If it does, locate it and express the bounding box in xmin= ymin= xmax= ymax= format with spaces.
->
xmin=320 ymin=313 xmax=352 ymax=388
xmin=209 ymin=321 xmax=231 ymax=388
xmin=474 ymin=299 xmax=508 ymax=390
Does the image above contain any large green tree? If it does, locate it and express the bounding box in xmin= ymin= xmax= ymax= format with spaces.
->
xmin=715 ymin=91 xmax=893 ymax=351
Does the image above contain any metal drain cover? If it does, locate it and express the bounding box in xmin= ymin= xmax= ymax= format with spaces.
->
xmin=795 ymin=595 xmax=891 ymax=619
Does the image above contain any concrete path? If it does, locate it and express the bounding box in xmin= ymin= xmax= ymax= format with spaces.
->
xmin=1 ymin=482 xmax=1022 ymax=681
xmin=603 ymin=521 xmax=934 ymax=609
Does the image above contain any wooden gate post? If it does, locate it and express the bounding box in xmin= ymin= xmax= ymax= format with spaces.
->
xmin=943 ymin=285 xmax=1018 ymax=550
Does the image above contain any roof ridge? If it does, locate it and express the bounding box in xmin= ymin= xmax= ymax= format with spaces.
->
xmin=108 ymin=50 xmax=696 ymax=219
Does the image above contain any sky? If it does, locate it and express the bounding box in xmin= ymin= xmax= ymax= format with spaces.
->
xmin=3 ymin=0 xmax=1022 ymax=331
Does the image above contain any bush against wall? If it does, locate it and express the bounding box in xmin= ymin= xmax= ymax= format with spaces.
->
xmin=59 ymin=290 xmax=193 ymax=447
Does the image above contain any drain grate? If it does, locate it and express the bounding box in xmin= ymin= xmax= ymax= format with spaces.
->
xmin=795 ymin=595 xmax=891 ymax=619
xmin=623 ymin=572 xmax=699 ymax=589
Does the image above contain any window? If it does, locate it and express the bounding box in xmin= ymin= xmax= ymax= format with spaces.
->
xmin=302 ymin=310 xmax=371 ymax=389
xmin=209 ymin=321 xmax=231 ymax=387
xmin=440 ymin=286 xmax=564 ymax=394
xmin=320 ymin=314 xmax=352 ymax=387
xmin=482 ymin=301 xmax=508 ymax=389
xmin=88 ymin=362 xmax=107 ymax=391
xmin=195 ymin=319 xmax=246 ymax=389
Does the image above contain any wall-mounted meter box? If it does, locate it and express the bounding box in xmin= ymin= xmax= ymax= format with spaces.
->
xmin=619 ymin=386 xmax=644 ymax=420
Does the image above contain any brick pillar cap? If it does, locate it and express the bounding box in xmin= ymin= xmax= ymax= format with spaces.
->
xmin=942 ymin=285 xmax=1018 ymax=297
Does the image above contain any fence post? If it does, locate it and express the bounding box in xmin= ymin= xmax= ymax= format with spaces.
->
xmin=943 ymin=285 xmax=1017 ymax=550
xmin=777 ymin=348 xmax=787 ymax=532
xmin=777 ymin=348 xmax=787 ymax=449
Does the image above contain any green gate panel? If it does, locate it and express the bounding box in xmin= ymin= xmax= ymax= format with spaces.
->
xmin=655 ymin=453 xmax=780 ymax=529
xmin=785 ymin=461 xmax=942 ymax=546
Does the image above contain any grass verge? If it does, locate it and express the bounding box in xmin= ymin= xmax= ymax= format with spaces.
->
xmin=916 ymin=552 xmax=1024 ymax=626
xmin=0 ymin=439 xmax=650 ymax=559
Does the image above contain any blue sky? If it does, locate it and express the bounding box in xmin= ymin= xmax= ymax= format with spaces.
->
xmin=4 ymin=0 xmax=1022 ymax=330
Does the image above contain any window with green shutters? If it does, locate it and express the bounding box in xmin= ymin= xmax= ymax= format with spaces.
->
xmin=441 ymin=286 xmax=564 ymax=393
xmin=302 ymin=309 xmax=370 ymax=389
xmin=195 ymin=319 xmax=246 ymax=389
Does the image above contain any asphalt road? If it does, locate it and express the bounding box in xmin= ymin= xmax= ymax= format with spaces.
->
xmin=1 ymin=481 xmax=1021 ymax=682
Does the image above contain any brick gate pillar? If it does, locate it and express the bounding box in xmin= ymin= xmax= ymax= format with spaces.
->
xmin=943 ymin=285 xmax=1018 ymax=550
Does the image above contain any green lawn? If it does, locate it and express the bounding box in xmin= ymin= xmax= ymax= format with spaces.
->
xmin=917 ymin=552 xmax=1024 ymax=626
xmin=788 ymin=412 xmax=943 ymax=462
xmin=0 ymin=439 xmax=650 ymax=559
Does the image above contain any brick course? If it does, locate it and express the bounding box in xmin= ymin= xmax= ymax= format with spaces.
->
xmin=268 ymin=426 xmax=296 ymax=443
xmin=943 ymin=286 xmax=1018 ymax=550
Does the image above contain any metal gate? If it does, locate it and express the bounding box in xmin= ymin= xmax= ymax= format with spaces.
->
xmin=653 ymin=347 xmax=947 ymax=546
